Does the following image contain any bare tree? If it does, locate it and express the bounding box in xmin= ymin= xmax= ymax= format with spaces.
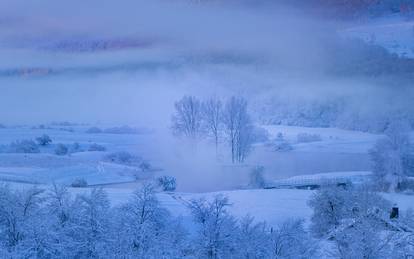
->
xmin=202 ymin=96 xmax=222 ymax=154
xmin=171 ymin=96 xmax=204 ymax=140
xmin=222 ymin=96 xmax=253 ymax=163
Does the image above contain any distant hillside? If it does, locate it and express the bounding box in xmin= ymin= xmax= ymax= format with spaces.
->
xmin=184 ymin=0 xmax=414 ymax=19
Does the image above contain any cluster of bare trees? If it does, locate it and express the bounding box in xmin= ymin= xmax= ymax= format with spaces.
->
xmin=171 ymin=95 xmax=254 ymax=163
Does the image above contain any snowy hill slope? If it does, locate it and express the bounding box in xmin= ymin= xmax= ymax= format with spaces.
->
xmin=343 ymin=14 xmax=414 ymax=58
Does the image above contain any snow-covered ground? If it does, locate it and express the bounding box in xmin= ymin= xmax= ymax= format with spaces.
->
xmin=0 ymin=124 xmax=413 ymax=230
xmin=0 ymin=125 xmax=158 ymax=185
xmin=263 ymin=125 xmax=382 ymax=153
xmin=0 ymin=124 xmax=383 ymax=191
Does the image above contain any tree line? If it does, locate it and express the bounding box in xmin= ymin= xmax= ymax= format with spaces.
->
xmin=1 ymin=182 xmax=413 ymax=258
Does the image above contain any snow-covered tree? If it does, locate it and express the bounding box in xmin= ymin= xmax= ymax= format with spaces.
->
xmin=202 ymin=96 xmax=223 ymax=154
xmin=308 ymin=185 xmax=403 ymax=257
xmin=157 ymin=176 xmax=177 ymax=192
xmin=370 ymin=120 xmax=412 ymax=192
xmin=115 ymin=184 xmax=187 ymax=258
xmin=189 ymin=195 xmax=237 ymax=258
xmin=235 ymin=215 xmax=271 ymax=258
xmin=172 ymin=95 xmax=204 ymax=140
xmin=36 ymin=134 xmax=52 ymax=146
xmin=47 ymin=183 xmax=72 ymax=226
xmin=8 ymin=139 xmax=40 ymax=153
xmin=248 ymin=165 xmax=266 ymax=188
xmin=270 ymin=219 xmax=319 ymax=258
xmin=308 ymin=185 xmax=349 ymax=237
xmin=0 ymin=185 xmax=49 ymax=257
xmin=54 ymin=144 xmax=69 ymax=156
xmin=222 ymin=96 xmax=253 ymax=163
xmin=67 ymin=188 xmax=111 ymax=258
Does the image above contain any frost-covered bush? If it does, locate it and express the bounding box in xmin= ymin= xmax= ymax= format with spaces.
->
xmin=399 ymin=178 xmax=414 ymax=193
xmin=296 ymin=133 xmax=322 ymax=143
xmin=8 ymin=139 xmax=40 ymax=153
xmin=58 ymin=127 xmax=74 ymax=132
xmin=249 ymin=165 xmax=266 ymax=188
xmin=88 ymin=143 xmax=106 ymax=152
xmin=54 ymin=144 xmax=68 ymax=156
xmin=69 ymin=142 xmax=82 ymax=153
xmin=51 ymin=121 xmax=76 ymax=126
xmin=103 ymin=125 xmax=143 ymax=134
xmin=36 ymin=134 xmax=52 ymax=146
xmin=104 ymin=151 xmax=141 ymax=165
xmin=139 ymin=161 xmax=152 ymax=172
xmin=274 ymin=141 xmax=293 ymax=152
xmin=271 ymin=132 xmax=293 ymax=152
xmin=70 ymin=178 xmax=88 ymax=187
xmin=276 ymin=132 xmax=284 ymax=141
xmin=157 ymin=176 xmax=177 ymax=191
xmin=251 ymin=126 xmax=269 ymax=143
xmin=85 ymin=126 xmax=102 ymax=134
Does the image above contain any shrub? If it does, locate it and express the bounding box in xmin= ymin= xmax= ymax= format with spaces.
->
xmin=71 ymin=178 xmax=88 ymax=187
xmin=59 ymin=127 xmax=74 ymax=132
xmin=296 ymin=133 xmax=322 ymax=143
xmin=103 ymin=125 xmax=136 ymax=134
xmin=157 ymin=176 xmax=177 ymax=191
xmin=139 ymin=161 xmax=152 ymax=172
xmin=104 ymin=151 xmax=141 ymax=165
xmin=249 ymin=166 xmax=266 ymax=188
xmin=86 ymin=127 xmax=103 ymax=134
xmin=251 ymin=127 xmax=269 ymax=143
xmin=9 ymin=140 xmax=40 ymax=153
xmin=276 ymin=132 xmax=284 ymax=141
xmin=55 ymin=144 xmax=69 ymax=156
xmin=88 ymin=143 xmax=106 ymax=152
xmin=399 ymin=178 xmax=414 ymax=192
xmin=274 ymin=141 xmax=293 ymax=152
xmin=36 ymin=134 xmax=52 ymax=146
xmin=69 ymin=142 xmax=82 ymax=153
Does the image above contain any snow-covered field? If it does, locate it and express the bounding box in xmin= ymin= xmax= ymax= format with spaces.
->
xmin=0 ymin=124 xmax=413 ymax=228
xmin=0 ymin=124 xmax=382 ymax=189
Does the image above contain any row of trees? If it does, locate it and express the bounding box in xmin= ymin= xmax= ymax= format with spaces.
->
xmin=369 ymin=120 xmax=414 ymax=192
xmin=309 ymin=184 xmax=414 ymax=258
xmin=171 ymin=95 xmax=255 ymax=163
xmin=0 ymin=184 xmax=317 ymax=259
xmin=2 ymin=182 xmax=413 ymax=258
